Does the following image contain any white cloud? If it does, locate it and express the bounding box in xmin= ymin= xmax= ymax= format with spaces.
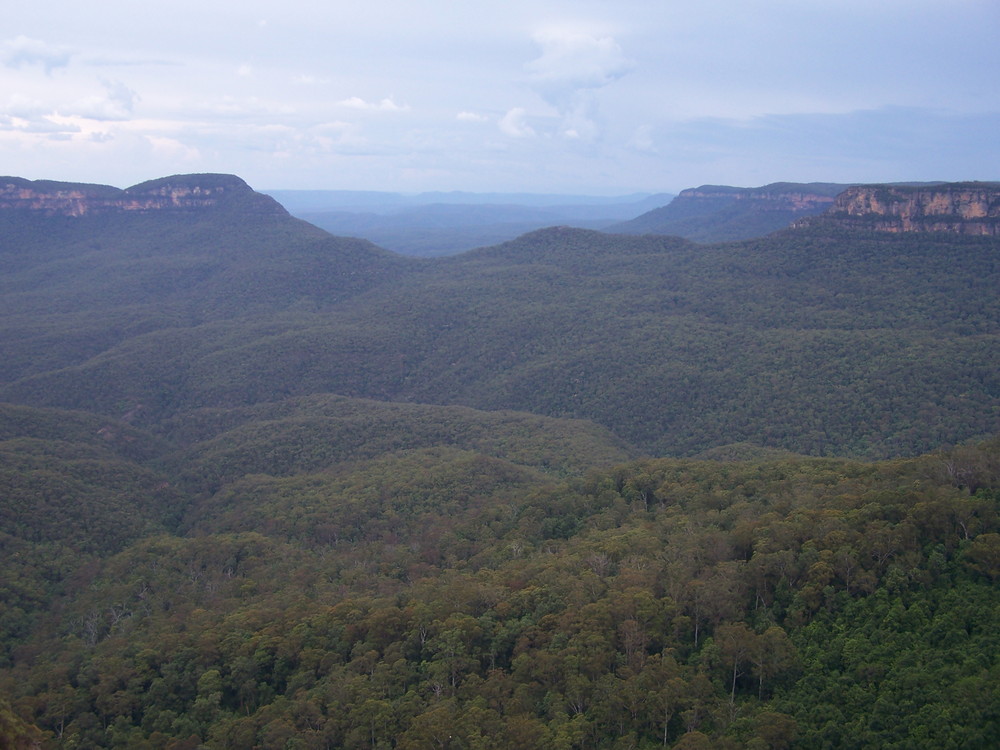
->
xmin=146 ymin=135 xmax=200 ymax=161
xmin=457 ymin=111 xmax=489 ymax=122
xmin=628 ymin=124 xmax=656 ymax=153
xmin=526 ymin=29 xmax=634 ymax=108
xmin=68 ymin=80 xmax=139 ymax=121
xmin=4 ymin=93 xmax=46 ymax=119
xmin=237 ymin=63 xmax=253 ymax=78
xmin=499 ymin=107 xmax=535 ymax=137
xmin=293 ymin=74 xmax=328 ymax=86
xmin=1 ymin=36 xmax=73 ymax=73
xmin=0 ymin=114 xmax=77 ymax=134
xmin=338 ymin=96 xmax=409 ymax=112
xmin=524 ymin=29 xmax=634 ymax=141
xmin=310 ymin=120 xmax=365 ymax=150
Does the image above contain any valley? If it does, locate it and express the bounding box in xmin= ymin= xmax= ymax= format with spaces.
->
xmin=0 ymin=174 xmax=997 ymax=749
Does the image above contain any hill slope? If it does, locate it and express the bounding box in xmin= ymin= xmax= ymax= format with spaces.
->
xmin=0 ymin=178 xmax=998 ymax=457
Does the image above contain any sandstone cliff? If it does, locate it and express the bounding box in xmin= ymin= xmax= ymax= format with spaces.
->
xmin=802 ymin=182 xmax=1000 ymax=236
xmin=0 ymin=174 xmax=288 ymax=217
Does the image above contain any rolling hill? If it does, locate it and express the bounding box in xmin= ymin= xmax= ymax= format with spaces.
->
xmin=1 ymin=176 xmax=996 ymax=457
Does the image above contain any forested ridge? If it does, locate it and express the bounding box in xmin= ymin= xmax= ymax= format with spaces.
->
xmin=2 ymin=203 xmax=998 ymax=458
xmin=0 ymin=175 xmax=998 ymax=748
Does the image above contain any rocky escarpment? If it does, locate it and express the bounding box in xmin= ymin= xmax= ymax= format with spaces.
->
xmin=610 ymin=182 xmax=849 ymax=242
xmin=801 ymin=182 xmax=1000 ymax=236
xmin=0 ymin=174 xmax=288 ymax=217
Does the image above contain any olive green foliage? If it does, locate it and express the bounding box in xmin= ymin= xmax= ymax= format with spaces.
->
xmin=2 ymin=431 xmax=998 ymax=749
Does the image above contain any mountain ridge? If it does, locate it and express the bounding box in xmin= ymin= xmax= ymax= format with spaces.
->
xmin=609 ymin=181 xmax=851 ymax=242
xmin=0 ymin=173 xmax=287 ymax=217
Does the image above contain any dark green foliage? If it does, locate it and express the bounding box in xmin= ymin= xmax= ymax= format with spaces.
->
xmin=1 ymin=176 xmax=999 ymax=748
xmin=4 ymin=216 xmax=998 ymax=457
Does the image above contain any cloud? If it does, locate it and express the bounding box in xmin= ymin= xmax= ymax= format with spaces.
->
xmin=338 ymin=96 xmax=409 ymax=112
xmin=526 ymin=29 xmax=634 ymax=109
xmin=1 ymin=36 xmax=73 ymax=73
xmin=309 ymin=120 xmax=366 ymax=151
xmin=69 ymin=80 xmax=139 ymax=121
xmin=628 ymin=124 xmax=657 ymax=153
xmin=524 ymin=29 xmax=633 ymax=141
xmin=293 ymin=74 xmax=329 ymax=86
xmin=4 ymin=93 xmax=45 ymax=119
xmin=146 ymin=135 xmax=200 ymax=162
xmin=499 ymin=107 xmax=535 ymax=137
xmin=457 ymin=111 xmax=489 ymax=122
xmin=0 ymin=113 xmax=78 ymax=134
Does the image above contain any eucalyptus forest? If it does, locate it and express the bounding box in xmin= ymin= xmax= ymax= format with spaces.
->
xmin=0 ymin=174 xmax=997 ymax=749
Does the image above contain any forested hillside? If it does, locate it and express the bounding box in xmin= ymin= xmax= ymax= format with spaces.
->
xmin=2 ymin=405 xmax=997 ymax=748
xmin=1 ymin=174 xmax=998 ymax=748
xmin=1 ymin=178 xmax=997 ymax=458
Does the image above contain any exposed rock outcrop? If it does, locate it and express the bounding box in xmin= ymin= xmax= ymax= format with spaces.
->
xmin=0 ymin=174 xmax=288 ymax=217
xmin=800 ymin=182 xmax=1000 ymax=236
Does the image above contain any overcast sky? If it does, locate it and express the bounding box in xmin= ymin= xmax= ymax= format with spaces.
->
xmin=3 ymin=0 xmax=998 ymax=194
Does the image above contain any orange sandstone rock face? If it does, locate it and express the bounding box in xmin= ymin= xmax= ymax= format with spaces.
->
xmin=821 ymin=183 xmax=1000 ymax=236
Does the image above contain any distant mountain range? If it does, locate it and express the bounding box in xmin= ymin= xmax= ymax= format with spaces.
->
xmin=12 ymin=176 xmax=996 ymax=258
xmin=267 ymin=180 xmax=1000 ymax=254
xmin=265 ymin=188 xmax=674 ymax=256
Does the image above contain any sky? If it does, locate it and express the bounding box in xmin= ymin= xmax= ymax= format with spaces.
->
xmin=2 ymin=0 xmax=999 ymax=194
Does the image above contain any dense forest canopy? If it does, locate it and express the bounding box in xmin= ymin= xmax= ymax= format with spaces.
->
xmin=0 ymin=174 xmax=998 ymax=749
xmin=1 ymin=183 xmax=997 ymax=458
